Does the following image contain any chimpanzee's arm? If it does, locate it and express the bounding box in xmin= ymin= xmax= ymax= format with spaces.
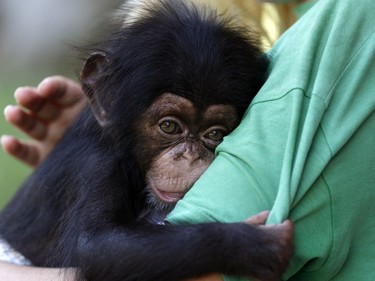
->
xmin=77 ymin=221 xmax=293 ymax=281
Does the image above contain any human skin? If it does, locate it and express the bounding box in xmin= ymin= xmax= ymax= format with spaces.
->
xmin=0 ymin=261 xmax=76 ymax=281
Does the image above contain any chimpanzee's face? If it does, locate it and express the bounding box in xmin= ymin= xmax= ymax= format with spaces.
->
xmin=134 ymin=93 xmax=239 ymax=212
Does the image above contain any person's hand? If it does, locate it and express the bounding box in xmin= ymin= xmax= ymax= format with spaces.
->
xmin=1 ymin=76 xmax=85 ymax=167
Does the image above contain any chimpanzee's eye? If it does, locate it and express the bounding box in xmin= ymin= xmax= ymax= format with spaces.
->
xmin=206 ymin=130 xmax=225 ymax=142
xmin=159 ymin=120 xmax=181 ymax=134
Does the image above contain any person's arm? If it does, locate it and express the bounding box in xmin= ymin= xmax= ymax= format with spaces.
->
xmin=185 ymin=274 xmax=223 ymax=281
xmin=0 ymin=261 xmax=224 ymax=281
xmin=0 ymin=261 xmax=76 ymax=281
xmin=1 ymin=76 xmax=85 ymax=167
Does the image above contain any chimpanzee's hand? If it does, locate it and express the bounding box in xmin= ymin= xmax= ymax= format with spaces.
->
xmin=245 ymin=210 xmax=270 ymax=225
xmin=245 ymin=211 xmax=294 ymax=281
xmin=185 ymin=212 xmax=292 ymax=281
xmin=1 ymin=76 xmax=85 ymax=167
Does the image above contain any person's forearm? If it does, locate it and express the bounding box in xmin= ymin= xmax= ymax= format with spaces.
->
xmin=0 ymin=261 xmax=76 ymax=281
xmin=0 ymin=261 xmax=224 ymax=281
xmin=185 ymin=273 xmax=224 ymax=281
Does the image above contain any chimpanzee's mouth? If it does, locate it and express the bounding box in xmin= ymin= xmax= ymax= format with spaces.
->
xmin=153 ymin=187 xmax=185 ymax=203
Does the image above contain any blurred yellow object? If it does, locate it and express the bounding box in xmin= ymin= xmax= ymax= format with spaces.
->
xmin=198 ymin=0 xmax=299 ymax=48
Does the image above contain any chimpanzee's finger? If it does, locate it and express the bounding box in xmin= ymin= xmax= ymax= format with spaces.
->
xmin=245 ymin=211 xmax=270 ymax=225
xmin=14 ymin=87 xmax=60 ymax=121
xmin=1 ymin=135 xmax=40 ymax=167
xmin=38 ymin=76 xmax=85 ymax=107
xmin=4 ymin=105 xmax=47 ymax=140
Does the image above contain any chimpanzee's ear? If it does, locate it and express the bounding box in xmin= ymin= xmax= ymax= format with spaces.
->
xmin=80 ymin=51 xmax=111 ymax=127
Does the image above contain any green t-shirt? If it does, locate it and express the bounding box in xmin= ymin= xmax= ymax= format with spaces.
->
xmin=167 ymin=0 xmax=375 ymax=280
xmin=293 ymin=0 xmax=318 ymax=18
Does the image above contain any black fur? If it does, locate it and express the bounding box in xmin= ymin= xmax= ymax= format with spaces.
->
xmin=0 ymin=1 xmax=279 ymax=281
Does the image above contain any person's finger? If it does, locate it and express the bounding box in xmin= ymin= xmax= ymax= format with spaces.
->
xmin=38 ymin=76 xmax=85 ymax=106
xmin=1 ymin=135 xmax=40 ymax=167
xmin=4 ymin=105 xmax=47 ymax=140
xmin=245 ymin=211 xmax=270 ymax=225
xmin=14 ymin=87 xmax=60 ymax=121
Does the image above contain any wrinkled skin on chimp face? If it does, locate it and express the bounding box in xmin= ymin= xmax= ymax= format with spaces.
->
xmin=135 ymin=93 xmax=239 ymax=210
